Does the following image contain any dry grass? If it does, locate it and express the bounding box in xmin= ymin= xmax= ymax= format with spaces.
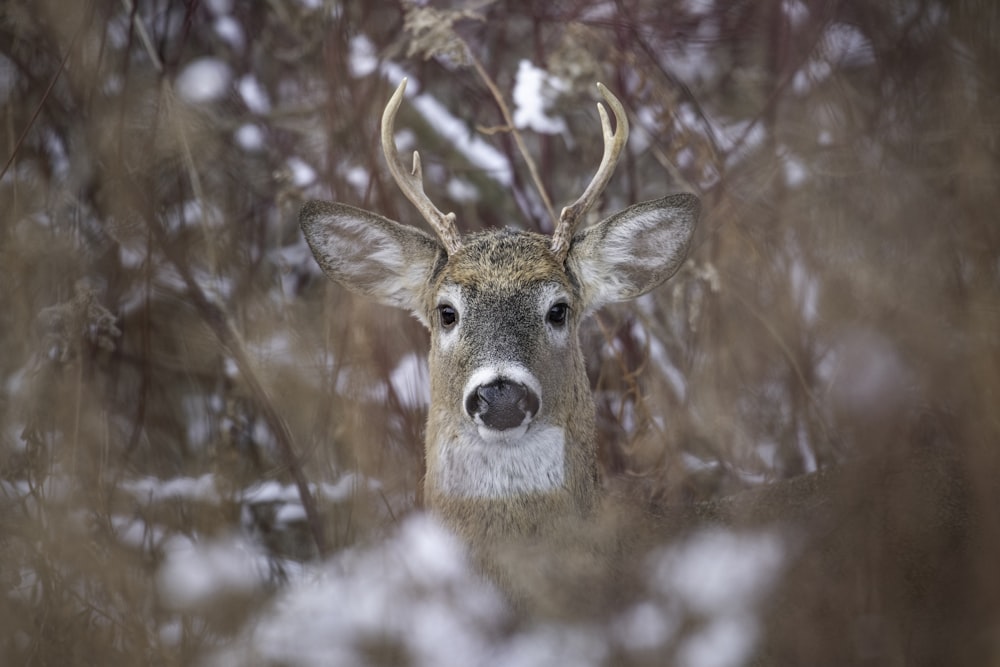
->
xmin=1 ymin=0 xmax=998 ymax=664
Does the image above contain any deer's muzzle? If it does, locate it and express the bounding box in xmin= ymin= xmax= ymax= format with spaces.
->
xmin=465 ymin=377 xmax=540 ymax=432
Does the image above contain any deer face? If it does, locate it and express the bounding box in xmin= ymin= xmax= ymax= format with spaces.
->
xmin=301 ymin=194 xmax=698 ymax=502
xmin=300 ymin=79 xmax=698 ymax=516
xmin=422 ymin=232 xmax=583 ymax=500
xmin=429 ymin=232 xmax=574 ymax=441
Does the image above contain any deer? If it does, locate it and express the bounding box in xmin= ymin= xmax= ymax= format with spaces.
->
xmin=299 ymin=80 xmax=975 ymax=646
xmin=300 ymin=78 xmax=697 ymax=611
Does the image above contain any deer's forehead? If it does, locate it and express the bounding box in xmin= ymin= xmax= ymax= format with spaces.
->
xmin=432 ymin=230 xmax=575 ymax=294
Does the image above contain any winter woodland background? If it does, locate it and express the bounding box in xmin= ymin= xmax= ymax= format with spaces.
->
xmin=1 ymin=0 xmax=998 ymax=665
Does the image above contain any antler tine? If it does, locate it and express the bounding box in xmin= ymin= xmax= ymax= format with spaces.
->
xmin=381 ymin=78 xmax=462 ymax=255
xmin=550 ymin=83 xmax=629 ymax=261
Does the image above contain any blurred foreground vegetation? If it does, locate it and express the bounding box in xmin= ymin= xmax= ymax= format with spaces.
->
xmin=1 ymin=0 xmax=998 ymax=664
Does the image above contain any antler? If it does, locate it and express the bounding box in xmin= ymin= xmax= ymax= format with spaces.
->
xmin=382 ymin=78 xmax=463 ymax=255
xmin=550 ymin=83 xmax=629 ymax=261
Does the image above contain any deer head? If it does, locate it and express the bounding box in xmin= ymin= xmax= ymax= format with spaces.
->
xmin=301 ymin=79 xmax=699 ymax=541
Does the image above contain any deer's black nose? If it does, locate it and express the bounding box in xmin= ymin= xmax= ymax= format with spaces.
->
xmin=465 ymin=378 xmax=540 ymax=431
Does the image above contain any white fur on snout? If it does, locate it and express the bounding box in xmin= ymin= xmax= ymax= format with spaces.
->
xmin=475 ymin=419 xmax=530 ymax=442
xmin=436 ymin=424 xmax=566 ymax=498
xmin=462 ymin=364 xmax=543 ymax=425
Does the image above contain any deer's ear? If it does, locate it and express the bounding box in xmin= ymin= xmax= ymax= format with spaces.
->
xmin=300 ymin=200 xmax=444 ymax=323
xmin=567 ymin=194 xmax=699 ymax=313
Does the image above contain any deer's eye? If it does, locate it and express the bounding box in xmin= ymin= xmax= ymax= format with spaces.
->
xmin=438 ymin=304 xmax=458 ymax=329
xmin=547 ymin=303 xmax=569 ymax=326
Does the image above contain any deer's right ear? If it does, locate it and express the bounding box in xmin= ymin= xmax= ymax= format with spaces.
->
xmin=300 ymin=200 xmax=444 ymax=323
xmin=567 ymin=193 xmax=699 ymax=313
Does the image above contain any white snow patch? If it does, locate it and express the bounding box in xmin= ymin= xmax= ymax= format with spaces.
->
xmin=789 ymin=257 xmax=818 ymax=323
xmin=390 ymin=353 xmax=430 ymax=408
xmin=112 ymin=515 xmax=165 ymax=549
xmin=683 ymin=0 xmax=714 ymax=14
xmin=286 ymin=156 xmax=317 ymax=187
xmin=446 ymin=178 xmax=479 ymax=203
xmin=158 ymin=533 xmax=269 ymax=609
xmin=651 ymin=529 xmax=784 ymax=616
xmin=214 ymin=15 xmax=244 ymax=51
xmin=382 ymin=66 xmax=512 ymax=187
xmin=783 ymin=153 xmax=808 ymax=187
xmin=410 ymin=92 xmax=513 ymax=185
xmin=613 ymin=601 xmax=678 ymax=651
xmin=822 ymin=23 xmax=875 ymax=67
xmin=677 ymin=615 xmax=757 ymax=667
xmin=235 ymin=123 xmax=265 ymax=151
xmin=211 ymin=515 xmax=508 ymax=667
xmin=275 ymin=503 xmax=307 ymax=524
xmin=647 ymin=529 xmax=785 ymax=667
xmin=205 ymin=0 xmax=233 ymax=15
xmin=238 ymin=74 xmax=270 ymax=113
xmin=512 ymin=60 xmax=568 ymax=135
xmin=242 ymin=474 xmax=380 ymax=506
xmin=491 ymin=626 xmax=609 ymax=667
xmin=823 ymin=328 xmax=911 ymax=419
xmin=121 ymin=474 xmax=219 ymax=502
xmin=782 ymin=0 xmax=810 ymax=28
xmin=344 ymin=165 xmax=370 ymax=192
xmin=175 ymin=57 xmax=232 ymax=104
xmin=662 ymin=19 xmax=720 ymax=84
xmin=349 ymin=34 xmax=379 ymax=78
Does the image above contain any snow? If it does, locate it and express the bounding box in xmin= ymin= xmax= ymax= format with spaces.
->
xmin=175 ymin=57 xmax=232 ymax=104
xmin=275 ymin=503 xmax=307 ymax=523
xmin=677 ymin=615 xmax=756 ymax=667
xmin=204 ymin=0 xmax=234 ymax=15
xmin=241 ymin=473 xmax=381 ymax=506
xmin=447 ymin=178 xmax=479 ymax=203
xmin=822 ymin=328 xmax=911 ymax=420
xmin=212 ymin=514 xmax=508 ymax=667
xmin=286 ymin=156 xmax=317 ymax=186
xmin=320 ymin=473 xmax=382 ymax=502
xmin=158 ymin=533 xmax=269 ymax=609
xmin=238 ymin=74 xmax=271 ymax=114
xmin=661 ymin=19 xmax=720 ymax=85
xmin=822 ymin=23 xmax=875 ymax=67
xmin=112 ymin=515 xmax=160 ymax=549
xmin=382 ymin=65 xmax=513 ymax=187
xmin=389 ymin=353 xmax=430 ymax=408
xmin=789 ymin=257 xmax=818 ymax=323
xmin=206 ymin=519 xmax=785 ymax=666
xmin=349 ymin=35 xmax=379 ymax=78
xmin=782 ymin=0 xmax=810 ymax=28
xmin=647 ymin=528 xmax=785 ymax=667
xmin=344 ymin=165 xmax=370 ymax=192
xmin=410 ymin=92 xmax=513 ymax=185
xmin=214 ymin=16 xmax=245 ymax=51
xmin=794 ymin=22 xmax=875 ymax=94
xmin=121 ymin=473 xmax=219 ymax=502
xmin=235 ymin=123 xmax=265 ymax=151
xmin=512 ymin=60 xmax=567 ymax=135
xmin=651 ymin=528 xmax=784 ymax=615
xmin=683 ymin=0 xmax=715 ymax=14
xmin=491 ymin=626 xmax=608 ymax=667
xmin=783 ymin=152 xmax=809 ymax=187
xmin=613 ymin=601 xmax=678 ymax=651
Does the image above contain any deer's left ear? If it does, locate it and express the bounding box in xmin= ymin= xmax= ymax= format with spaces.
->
xmin=567 ymin=194 xmax=699 ymax=313
xmin=300 ymin=200 xmax=444 ymax=325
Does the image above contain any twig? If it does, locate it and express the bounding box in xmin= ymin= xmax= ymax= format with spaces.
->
xmin=467 ymin=52 xmax=558 ymax=228
xmin=0 ymin=24 xmax=82 ymax=183
xmin=120 ymin=0 xmax=163 ymax=72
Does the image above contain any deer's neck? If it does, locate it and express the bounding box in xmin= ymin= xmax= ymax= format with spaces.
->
xmin=424 ymin=403 xmax=599 ymax=541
